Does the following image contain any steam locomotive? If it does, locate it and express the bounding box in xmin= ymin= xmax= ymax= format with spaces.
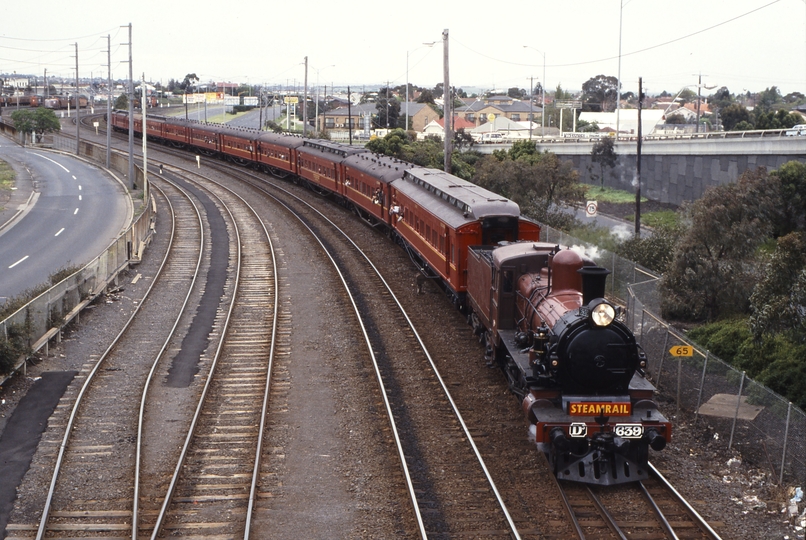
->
xmin=466 ymin=242 xmax=671 ymax=484
xmin=110 ymin=110 xmax=671 ymax=484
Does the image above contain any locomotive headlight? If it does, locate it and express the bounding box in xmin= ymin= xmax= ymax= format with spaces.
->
xmin=591 ymin=302 xmax=616 ymax=327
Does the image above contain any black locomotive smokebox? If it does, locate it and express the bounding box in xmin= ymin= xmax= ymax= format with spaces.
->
xmin=578 ymin=266 xmax=611 ymax=304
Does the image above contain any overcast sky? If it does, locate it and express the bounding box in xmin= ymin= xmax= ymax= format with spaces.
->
xmin=2 ymin=0 xmax=804 ymax=97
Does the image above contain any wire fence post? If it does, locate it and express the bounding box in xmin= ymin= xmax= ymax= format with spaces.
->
xmin=611 ymin=252 xmax=616 ymax=297
xmin=639 ymin=308 xmax=645 ymax=345
xmin=655 ymin=327 xmax=670 ymax=389
xmin=779 ymin=402 xmax=792 ymax=486
xmin=676 ymin=356 xmax=682 ymax=415
xmin=694 ymin=351 xmax=709 ymax=425
xmin=728 ymin=371 xmax=746 ymax=450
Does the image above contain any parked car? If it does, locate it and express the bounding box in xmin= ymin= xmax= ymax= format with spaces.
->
xmin=785 ymin=124 xmax=806 ymax=136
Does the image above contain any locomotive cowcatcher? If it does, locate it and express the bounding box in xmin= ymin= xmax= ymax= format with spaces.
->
xmin=466 ymin=242 xmax=671 ymax=485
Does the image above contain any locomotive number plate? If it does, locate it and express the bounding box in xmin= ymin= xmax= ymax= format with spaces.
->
xmin=568 ymin=402 xmax=631 ymax=416
xmin=614 ymin=424 xmax=644 ymax=439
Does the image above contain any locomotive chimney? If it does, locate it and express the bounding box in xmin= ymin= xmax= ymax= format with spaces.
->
xmin=577 ymin=266 xmax=611 ymax=304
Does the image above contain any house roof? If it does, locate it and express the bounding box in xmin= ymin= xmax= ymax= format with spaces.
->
xmin=468 ymin=115 xmax=527 ymax=133
xmin=322 ymin=102 xmax=434 ymax=117
xmin=433 ymin=117 xmax=475 ymax=130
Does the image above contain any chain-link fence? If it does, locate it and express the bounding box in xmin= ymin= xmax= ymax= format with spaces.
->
xmin=541 ymin=223 xmax=806 ymax=487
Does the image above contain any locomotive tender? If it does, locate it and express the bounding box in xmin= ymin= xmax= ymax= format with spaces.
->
xmin=111 ymin=110 xmax=670 ymax=484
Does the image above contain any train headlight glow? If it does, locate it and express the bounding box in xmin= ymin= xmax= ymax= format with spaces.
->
xmin=591 ymin=303 xmax=616 ymax=327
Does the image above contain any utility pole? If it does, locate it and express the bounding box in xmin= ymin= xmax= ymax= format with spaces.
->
xmin=348 ymin=86 xmax=352 ymax=145
xmin=529 ymin=76 xmax=533 ymax=140
xmin=696 ymin=73 xmax=702 ymax=133
xmin=106 ymin=34 xmax=111 ymax=168
xmin=44 ymin=68 xmax=48 ymax=98
xmin=142 ymin=72 xmax=148 ymax=203
xmin=123 ymin=23 xmax=134 ymax=190
xmin=386 ymin=80 xmax=390 ymax=129
xmin=442 ymin=29 xmax=451 ymax=174
xmin=75 ymin=43 xmax=80 ymax=156
xmin=303 ymin=56 xmax=308 ymax=136
xmin=635 ymin=77 xmax=643 ymax=237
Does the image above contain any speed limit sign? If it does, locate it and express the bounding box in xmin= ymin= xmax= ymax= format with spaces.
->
xmin=585 ymin=201 xmax=598 ymax=217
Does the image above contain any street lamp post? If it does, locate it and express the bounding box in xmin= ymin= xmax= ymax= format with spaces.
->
xmin=313 ymin=64 xmax=334 ymax=131
xmin=523 ymin=45 xmax=546 ymax=135
xmin=406 ymin=42 xmax=436 ymax=131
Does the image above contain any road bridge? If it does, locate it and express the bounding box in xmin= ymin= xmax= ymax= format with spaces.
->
xmin=473 ymin=132 xmax=806 ymax=206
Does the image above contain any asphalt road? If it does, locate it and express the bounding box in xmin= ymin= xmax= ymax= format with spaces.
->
xmin=178 ymin=104 xmax=282 ymax=129
xmin=0 ymin=143 xmax=130 ymax=304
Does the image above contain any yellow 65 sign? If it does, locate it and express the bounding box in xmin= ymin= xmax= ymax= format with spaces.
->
xmin=669 ymin=345 xmax=693 ymax=357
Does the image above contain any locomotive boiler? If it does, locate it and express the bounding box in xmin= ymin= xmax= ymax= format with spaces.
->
xmin=466 ymin=242 xmax=671 ymax=485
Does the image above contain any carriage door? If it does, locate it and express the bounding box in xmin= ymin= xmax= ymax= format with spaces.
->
xmin=442 ymin=224 xmax=450 ymax=277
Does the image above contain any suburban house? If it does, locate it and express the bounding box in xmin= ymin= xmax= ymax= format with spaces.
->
xmin=455 ymin=94 xmax=542 ymax=127
xmin=318 ymin=101 xmax=438 ymax=132
xmin=421 ymin=116 xmax=476 ymax=139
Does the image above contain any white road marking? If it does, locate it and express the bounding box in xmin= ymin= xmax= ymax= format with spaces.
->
xmin=9 ymin=256 xmax=29 ymax=269
xmin=55 ymin=228 xmax=64 ymax=236
xmin=30 ymin=152 xmax=70 ymax=173
xmin=74 ymin=208 xmax=79 ymax=215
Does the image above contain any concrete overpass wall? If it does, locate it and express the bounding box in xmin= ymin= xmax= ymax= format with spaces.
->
xmin=475 ymin=136 xmax=806 ymax=206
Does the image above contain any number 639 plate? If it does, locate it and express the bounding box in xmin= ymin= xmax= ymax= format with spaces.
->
xmin=614 ymin=424 xmax=644 ymax=438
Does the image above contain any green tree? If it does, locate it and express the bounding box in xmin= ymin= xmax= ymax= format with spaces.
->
xmin=771 ymin=160 xmax=806 ymax=234
xmin=507 ymin=87 xmax=525 ymax=99
xmin=660 ymin=168 xmax=783 ymax=321
xmin=618 ymin=222 xmax=681 ymax=274
xmin=590 ymin=137 xmax=617 ymax=188
xmin=664 ymin=114 xmax=689 ymax=124
xmin=374 ymin=87 xmax=400 ymax=129
xmin=11 ymin=107 xmax=61 ymax=146
xmin=114 ymin=93 xmax=128 ymax=110
xmin=709 ymin=86 xmax=734 ymax=111
xmin=677 ymin=88 xmax=697 ymax=105
xmin=554 ymin=83 xmax=572 ymax=101
xmin=473 ymin=145 xmax=584 ymax=229
xmin=416 ymin=89 xmax=435 ymax=104
xmin=721 ymin=103 xmax=751 ymax=131
xmin=180 ymin=73 xmax=199 ymax=92
xmin=581 ymin=75 xmax=619 ymax=112
xmin=748 ymin=232 xmax=806 ymax=340
xmin=756 ymin=86 xmax=783 ymax=112
xmin=753 ymin=109 xmax=800 ymax=130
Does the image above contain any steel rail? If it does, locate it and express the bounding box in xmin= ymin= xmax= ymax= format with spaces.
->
xmin=148 ymin=174 xmax=244 ymax=539
xmin=131 ymin=176 xmax=205 ymax=539
xmin=638 ymin=480 xmax=679 ymax=540
xmin=233 ymin=168 xmax=521 ymax=539
xmin=149 ymin=163 xmax=280 ymax=539
xmin=34 ymin=182 xmax=189 ymax=539
xmin=253 ymin=186 xmax=429 ymax=539
xmin=649 ymin=462 xmax=722 ymax=540
xmin=585 ymin=486 xmax=629 ymax=540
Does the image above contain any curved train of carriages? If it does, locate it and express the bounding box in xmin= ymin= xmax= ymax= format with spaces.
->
xmin=111 ymin=110 xmax=671 ymax=485
xmin=0 ymin=95 xmax=88 ymax=109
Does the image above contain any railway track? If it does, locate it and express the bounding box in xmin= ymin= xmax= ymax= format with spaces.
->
xmin=553 ymin=459 xmax=721 ymax=539
xmin=4 ymin=179 xmax=206 ymax=537
xmin=135 ymin=169 xmax=279 ymax=538
xmin=20 ymin=113 xmax=723 ymax=538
